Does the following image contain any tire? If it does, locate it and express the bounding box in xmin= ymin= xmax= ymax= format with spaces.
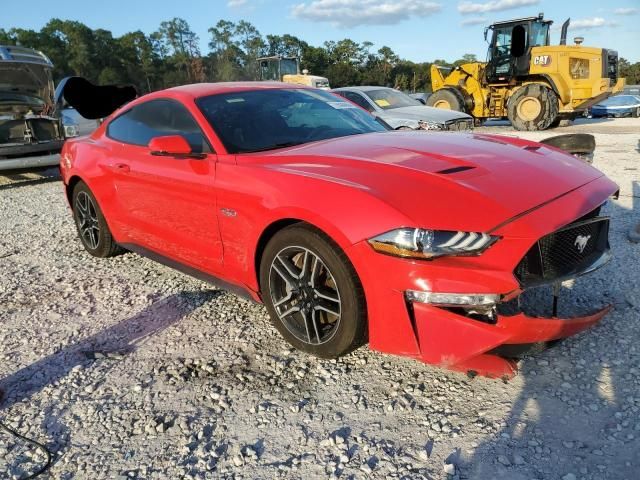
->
xmin=259 ymin=224 xmax=367 ymax=359
xmin=507 ymin=84 xmax=559 ymax=131
xmin=539 ymin=133 xmax=596 ymax=164
xmin=426 ymin=88 xmax=466 ymax=112
xmin=72 ymin=182 xmax=123 ymax=258
xmin=633 ymin=107 xmax=640 ymax=118
xmin=548 ymin=118 xmax=561 ymax=129
xmin=539 ymin=133 xmax=595 ymax=154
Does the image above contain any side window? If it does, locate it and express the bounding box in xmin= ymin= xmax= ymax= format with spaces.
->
xmin=343 ymin=92 xmax=374 ymax=112
xmin=107 ymin=99 xmax=212 ymax=153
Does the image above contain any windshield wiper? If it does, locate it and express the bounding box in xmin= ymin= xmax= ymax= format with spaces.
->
xmin=241 ymin=142 xmax=305 ymax=153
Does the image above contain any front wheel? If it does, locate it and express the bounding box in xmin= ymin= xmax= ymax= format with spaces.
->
xmin=259 ymin=225 xmax=367 ymax=358
xmin=426 ymin=88 xmax=466 ymax=112
xmin=633 ymin=107 xmax=640 ymax=118
xmin=507 ymin=84 xmax=559 ymax=131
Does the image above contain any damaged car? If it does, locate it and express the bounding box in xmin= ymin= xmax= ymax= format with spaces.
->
xmin=332 ymin=86 xmax=473 ymax=131
xmin=0 ymin=45 xmax=79 ymax=171
xmin=59 ymin=81 xmax=617 ymax=379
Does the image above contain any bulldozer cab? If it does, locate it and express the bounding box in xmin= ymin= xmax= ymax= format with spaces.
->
xmin=258 ymin=56 xmax=299 ymax=81
xmin=485 ymin=13 xmax=552 ymax=82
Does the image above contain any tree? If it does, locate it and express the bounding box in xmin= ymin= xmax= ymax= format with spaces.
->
xmin=11 ymin=15 xmax=620 ymax=95
xmin=620 ymin=57 xmax=640 ymax=85
xmin=454 ymin=53 xmax=478 ymax=66
xmin=158 ymin=18 xmax=201 ymax=84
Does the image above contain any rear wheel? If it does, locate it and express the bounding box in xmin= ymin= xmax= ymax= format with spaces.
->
xmin=507 ymin=84 xmax=559 ymax=131
xmin=427 ymin=88 xmax=466 ymax=112
xmin=259 ymin=225 xmax=367 ymax=358
xmin=72 ymin=182 xmax=123 ymax=257
xmin=633 ymin=107 xmax=640 ymax=118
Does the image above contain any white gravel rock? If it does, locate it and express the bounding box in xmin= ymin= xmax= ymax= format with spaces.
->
xmin=1 ymin=121 xmax=639 ymax=479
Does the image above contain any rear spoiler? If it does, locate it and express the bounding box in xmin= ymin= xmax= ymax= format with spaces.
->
xmin=54 ymin=76 xmax=137 ymax=120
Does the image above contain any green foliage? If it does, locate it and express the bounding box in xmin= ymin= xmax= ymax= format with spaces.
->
xmin=4 ymin=18 xmax=638 ymax=93
xmin=619 ymin=58 xmax=640 ymax=85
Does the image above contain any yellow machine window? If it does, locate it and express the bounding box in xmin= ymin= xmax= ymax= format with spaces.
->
xmin=570 ymin=58 xmax=590 ymax=79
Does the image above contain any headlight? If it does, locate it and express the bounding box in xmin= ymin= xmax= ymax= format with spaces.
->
xmin=418 ymin=120 xmax=444 ymax=131
xmin=368 ymin=228 xmax=498 ymax=259
xmin=64 ymin=125 xmax=79 ymax=138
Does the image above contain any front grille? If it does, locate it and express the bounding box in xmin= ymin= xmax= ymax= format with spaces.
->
xmin=515 ymin=214 xmax=610 ymax=287
xmin=445 ymin=118 xmax=473 ymax=131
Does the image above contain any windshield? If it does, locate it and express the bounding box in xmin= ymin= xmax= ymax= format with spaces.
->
xmin=364 ymin=89 xmax=422 ymax=110
xmin=196 ymin=88 xmax=386 ymax=154
xmin=530 ymin=21 xmax=549 ymax=47
xmin=601 ymin=95 xmax=640 ymax=106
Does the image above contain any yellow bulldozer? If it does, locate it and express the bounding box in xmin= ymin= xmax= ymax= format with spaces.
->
xmin=257 ymin=56 xmax=331 ymax=90
xmin=428 ymin=13 xmax=625 ymax=130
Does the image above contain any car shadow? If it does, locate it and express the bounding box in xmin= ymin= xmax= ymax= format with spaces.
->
xmin=460 ymin=179 xmax=639 ymax=478
xmin=0 ymin=290 xmax=220 ymax=477
xmin=0 ymin=168 xmax=60 ymax=191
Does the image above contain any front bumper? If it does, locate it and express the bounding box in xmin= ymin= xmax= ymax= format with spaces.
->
xmin=412 ymin=302 xmax=611 ymax=378
xmin=346 ymin=175 xmax=618 ymax=379
xmin=0 ymin=152 xmax=61 ymax=171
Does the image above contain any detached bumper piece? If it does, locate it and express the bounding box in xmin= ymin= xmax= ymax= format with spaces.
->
xmin=411 ymin=302 xmax=611 ymax=380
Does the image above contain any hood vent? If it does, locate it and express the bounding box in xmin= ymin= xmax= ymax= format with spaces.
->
xmin=436 ymin=166 xmax=475 ymax=175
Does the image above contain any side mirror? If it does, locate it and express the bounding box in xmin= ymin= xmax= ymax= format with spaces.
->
xmin=148 ymin=135 xmax=204 ymax=159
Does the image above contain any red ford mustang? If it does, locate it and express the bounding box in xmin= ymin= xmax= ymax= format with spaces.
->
xmin=59 ymin=81 xmax=618 ymax=378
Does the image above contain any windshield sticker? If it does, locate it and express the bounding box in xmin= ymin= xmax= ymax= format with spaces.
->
xmin=374 ymin=99 xmax=390 ymax=107
xmin=328 ymin=101 xmax=358 ymax=109
xmin=226 ymin=98 xmax=245 ymax=103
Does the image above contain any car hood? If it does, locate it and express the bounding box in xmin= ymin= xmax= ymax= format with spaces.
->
xmin=593 ymin=103 xmax=637 ymax=109
xmin=380 ymin=105 xmax=471 ymax=123
xmin=256 ymin=131 xmax=606 ymax=233
xmin=0 ymin=62 xmax=54 ymax=108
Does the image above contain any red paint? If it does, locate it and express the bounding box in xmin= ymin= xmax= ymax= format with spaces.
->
xmin=148 ymin=135 xmax=193 ymax=155
xmin=60 ymin=82 xmax=618 ymax=378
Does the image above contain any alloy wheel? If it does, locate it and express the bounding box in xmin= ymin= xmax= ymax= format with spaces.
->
xmin=74 ymin=191 xmax=100 ymax=250
xmin=269 ymin=246 xmax=342 ymax=345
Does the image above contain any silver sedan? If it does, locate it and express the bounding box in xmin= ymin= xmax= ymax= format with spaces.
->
xmin=332 ymin=86 xmax=473 ymax=131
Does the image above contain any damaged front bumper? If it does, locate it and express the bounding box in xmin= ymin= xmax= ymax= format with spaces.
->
xmin=409 ymin=288 xmax=611 ymax=379
xmin=347 ymin=175 xmax=618 ymax=379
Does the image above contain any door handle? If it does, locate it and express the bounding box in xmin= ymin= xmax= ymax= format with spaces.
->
xmin=113 ymin=163 xmax=130 ymax=173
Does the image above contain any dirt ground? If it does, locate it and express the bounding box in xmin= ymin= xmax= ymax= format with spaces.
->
xmin=1 ymin=117 xmax=639 ymax=480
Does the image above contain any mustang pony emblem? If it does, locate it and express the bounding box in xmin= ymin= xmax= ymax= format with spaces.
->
xmin=574 ymin=234 xmax=591 ymax=253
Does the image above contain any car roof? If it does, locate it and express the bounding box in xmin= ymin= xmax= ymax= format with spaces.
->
xmin=162 ymin=81 xmax=306 ymax=99
xmin=332 ymin=86 xmax=391 ymax=93
xmin=104 ymin=81 xmax=319 ymax=122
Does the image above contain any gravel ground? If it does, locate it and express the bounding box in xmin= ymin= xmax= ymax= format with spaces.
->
xmin=1 ymin=118 xmax=639 ymax=479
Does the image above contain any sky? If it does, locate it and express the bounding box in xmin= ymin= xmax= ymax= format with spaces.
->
xmin=2 ymin=0 xmax=639 ymax=62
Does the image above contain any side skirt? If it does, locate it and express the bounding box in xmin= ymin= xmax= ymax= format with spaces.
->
xmin=120 ymin=243 xmax=260 ymax=303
